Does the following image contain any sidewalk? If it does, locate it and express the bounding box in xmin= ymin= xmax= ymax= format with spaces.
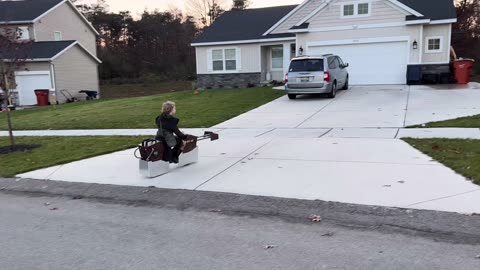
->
xmin=16 ymin=128 xmax=480 ymax=214
xmin=2 ymin=127 xmax=480 ymax=139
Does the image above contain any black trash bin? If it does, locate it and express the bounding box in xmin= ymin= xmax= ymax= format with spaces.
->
xmin=407 ymin=65 xmax=422 ymax=85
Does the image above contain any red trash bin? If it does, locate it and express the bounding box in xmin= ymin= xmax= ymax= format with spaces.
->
xmin=34 ymin=89 xmax=50 ymax=106
xmin=453 ymin=59 xmax=475 ymax=84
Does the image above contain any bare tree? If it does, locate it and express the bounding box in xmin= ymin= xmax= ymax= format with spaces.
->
xmin=186 ymin=0 xmax=226 ymax=27
xmin=232 ymin=0 xmax=250 ymax=10
xmin=0 ymin=26 xmax=32 ymax=149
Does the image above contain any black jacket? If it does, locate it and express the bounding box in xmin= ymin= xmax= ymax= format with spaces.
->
xmin=156 ymin=113 xmax=187 ymax=147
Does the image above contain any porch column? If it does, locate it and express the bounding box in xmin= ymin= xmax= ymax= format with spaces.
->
xmin=283 ymin=43 xmax=291 ymax=80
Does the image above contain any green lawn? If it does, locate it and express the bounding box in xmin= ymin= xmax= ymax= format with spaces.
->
xmin=1 ymin=87 xmax=284 ymax=130
xmin=404 ymin=138 xmax=480 ymax=185
xmin=409 ymin=115 xmax=480 ymax=128
xmin=0 ymin=136 xmax=142 ymax=177
xmin=100 ymin=81 xmax=194 ymax=99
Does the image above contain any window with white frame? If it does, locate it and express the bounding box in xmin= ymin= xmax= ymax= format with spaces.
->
xmin=342 ymin=2 xmax=370 ymax=17
xmin=343 ymin=4 xmax=355 ymax=16
xmin=358 ymin=3 xmax=369 ymax=15
xmin=54 ymin=31 xmax=62 ymax=41
xmin=16 ymin=26 xmax=30 ymax=40
xmin=271 ymin=46 xmax=283 ymax=70
xmin=212 ymin=49 xmax=224 ymax=71
xmin=225 ymin=49 xmax=236 ymax=70
xmin=426 ymin=37 xmax=442 ymax=53
xmin=211 ymin=48 xmax=237 ymax=71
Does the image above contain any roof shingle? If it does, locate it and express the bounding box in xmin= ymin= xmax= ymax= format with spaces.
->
xmin=193 ymin=5 xmax=297 ymax=44
xmin=0 ymin=0 xmax=64 ymax=22
xmin=0 ymin=40 xmax=76 ymax=60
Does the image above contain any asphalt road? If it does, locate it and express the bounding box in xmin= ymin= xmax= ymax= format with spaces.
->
xmin=0 ymin=193 xmax=479 ymax=270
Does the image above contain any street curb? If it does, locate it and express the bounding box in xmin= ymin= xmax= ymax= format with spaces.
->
xmin=1 ymin=177 xmax=480 ymax=245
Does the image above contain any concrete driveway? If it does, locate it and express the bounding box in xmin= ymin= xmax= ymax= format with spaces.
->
xmin=18 ymin=85 xmax=480 ymax=214
xmin=215 ymin=84 xmax=480 ymax=129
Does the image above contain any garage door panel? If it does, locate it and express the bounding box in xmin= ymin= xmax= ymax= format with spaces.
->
xmin=16 ymin=73 xmax=51 ymax=106
xmin=308 ymin=42 xmax=408 ymax=85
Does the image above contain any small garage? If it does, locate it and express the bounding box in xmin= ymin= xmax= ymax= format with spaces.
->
xmin=2 ymin=40 xmax=100 ymax=106
xmin=14 ymin=71 xmax=53 ymax=106
xmin=307 ymin=39 xmax=409 ymax=85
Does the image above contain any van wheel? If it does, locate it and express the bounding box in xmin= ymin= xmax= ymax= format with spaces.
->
xmin=327 ymin=82 xmax=337 ymax=99
xmin=342 ymin=76 xmax=349 ymax=90
xmin=288 ymin=94 xmax=297 ymax=100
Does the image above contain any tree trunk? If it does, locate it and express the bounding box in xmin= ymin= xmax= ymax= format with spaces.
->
xmin=4 ymin=102 xmax=15 ymax=149
xmin=2 ymin=74 xmax=15 ymax=148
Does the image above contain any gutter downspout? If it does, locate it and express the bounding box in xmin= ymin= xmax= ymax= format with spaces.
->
xmin=50 ymin=61 xmax=58 ymax=104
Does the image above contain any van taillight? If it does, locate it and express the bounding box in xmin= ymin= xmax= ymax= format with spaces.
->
xmin=323 ymin=72 xmax=331 ymax=82
xmin=285 ymin=73 xmax=288 ymax=83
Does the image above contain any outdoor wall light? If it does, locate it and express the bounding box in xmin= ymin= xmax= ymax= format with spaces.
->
xmin=413 ymin=40 xmax=418 ymax=50
xmin=299 ymin=46 xmax=304 ymax=55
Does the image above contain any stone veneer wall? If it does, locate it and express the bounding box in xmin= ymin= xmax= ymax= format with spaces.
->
xmin=197 ymin=73 xmax=261 ymax=89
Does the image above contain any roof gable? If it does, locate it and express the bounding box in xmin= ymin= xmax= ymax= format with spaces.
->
xmin=266 ymin=0 xmax=456 ymax=35
xmin=0 ymin=0 xmax=64 ymax=22
xmin=398 ymin=0 xmax=456 ymax=21
xmin=0 ymin=40 xmax=101 ymax=63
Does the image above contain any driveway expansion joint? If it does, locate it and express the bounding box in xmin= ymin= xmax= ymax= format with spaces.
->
xmin=192 ymin=140 xmax=273 ymax=190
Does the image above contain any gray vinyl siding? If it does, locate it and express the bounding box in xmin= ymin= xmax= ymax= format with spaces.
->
xmin=308 ymin=0 xmax=406 ymax=28
xmin=298 ymin=26 xmax=421 ymax=64
xmin=196 ymin=44 xmax=261 ymax=74
xmin=422 ymin=24 xmax=451 ymax=63
xmin=271 ymin=0 xmax=322 ymax=34
xmin=52 ymin=45 xmax=99 ymax=103
xmin=23 ymin=62 xmax=51 ymax=71
xmin=34 ymin=2 xmax=97 ymax=55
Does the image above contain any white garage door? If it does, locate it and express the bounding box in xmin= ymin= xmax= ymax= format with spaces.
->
xmin=308 ymin=41 xmax=408 ymax=85
xmin=15 ymin=72 xmax=52 ymax=106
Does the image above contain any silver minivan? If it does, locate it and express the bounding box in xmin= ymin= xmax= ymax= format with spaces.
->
xmin=285 ymin=54 xmax=349 ymax=99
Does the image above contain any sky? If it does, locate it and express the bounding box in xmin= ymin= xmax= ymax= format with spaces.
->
xmin=81 ymin=0 xmax=303 ymax=16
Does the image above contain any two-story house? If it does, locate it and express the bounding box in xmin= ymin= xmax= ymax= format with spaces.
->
xmin=0 ymin=0 xmax=100 ymax=105
xmin=192 ymin=0 xmax=457 ymax=88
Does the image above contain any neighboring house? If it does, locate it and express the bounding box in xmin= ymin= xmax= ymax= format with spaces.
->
xmin=0 ymin=0 xmax=100 ymax=105
xmin=192 ymin=0 xmax=457 ymax=88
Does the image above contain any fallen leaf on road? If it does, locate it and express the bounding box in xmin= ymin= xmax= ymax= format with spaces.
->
xmin=309 ymin=215 xmax=322 ymax=222
xmin=264 ymin=245 xmax=276 ymax=250
xmin=383 ymin=185 xmax=392 ymax=188
xmin=398 ymin=181 xmax=405 ymax=184
xmin=321 ymin=232 xmax=334 ymax=237
xmin=72 ymin=196 xmax=83 ymax=200
xmin=49 ymin=207 xmax=58 ymax=211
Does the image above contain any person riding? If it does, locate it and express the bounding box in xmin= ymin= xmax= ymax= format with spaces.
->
xmin=155 ymin=101 xmax=187 ymax=164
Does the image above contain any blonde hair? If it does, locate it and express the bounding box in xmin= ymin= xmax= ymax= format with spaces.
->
xmin=162 ymin=101 xmax=176 ymax=114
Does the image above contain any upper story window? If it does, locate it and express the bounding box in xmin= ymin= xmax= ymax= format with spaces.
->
xmin=426 ymin=37 xmax=442 ymax=53
xmin=343 ymin=4 xmax=355 ymax=16
xmin=211 ymin=48 xmax=238 ymax=72
xmin=54 ymin=31 xmax=62 ymax=41
xmin=16 ymin=26 xmax=30 ymax=40
xmin=342 ymin=2 xmax=371 ymax=18
xmin=358 ymin=3 xmax=369 ymax=15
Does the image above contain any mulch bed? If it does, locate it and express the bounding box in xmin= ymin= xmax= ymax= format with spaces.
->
xmin=0 ymin=144 xmax=41 ymax=155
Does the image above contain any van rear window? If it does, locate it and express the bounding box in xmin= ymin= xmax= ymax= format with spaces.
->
xmin=289 ymin=59 xmax=324 ymax=72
